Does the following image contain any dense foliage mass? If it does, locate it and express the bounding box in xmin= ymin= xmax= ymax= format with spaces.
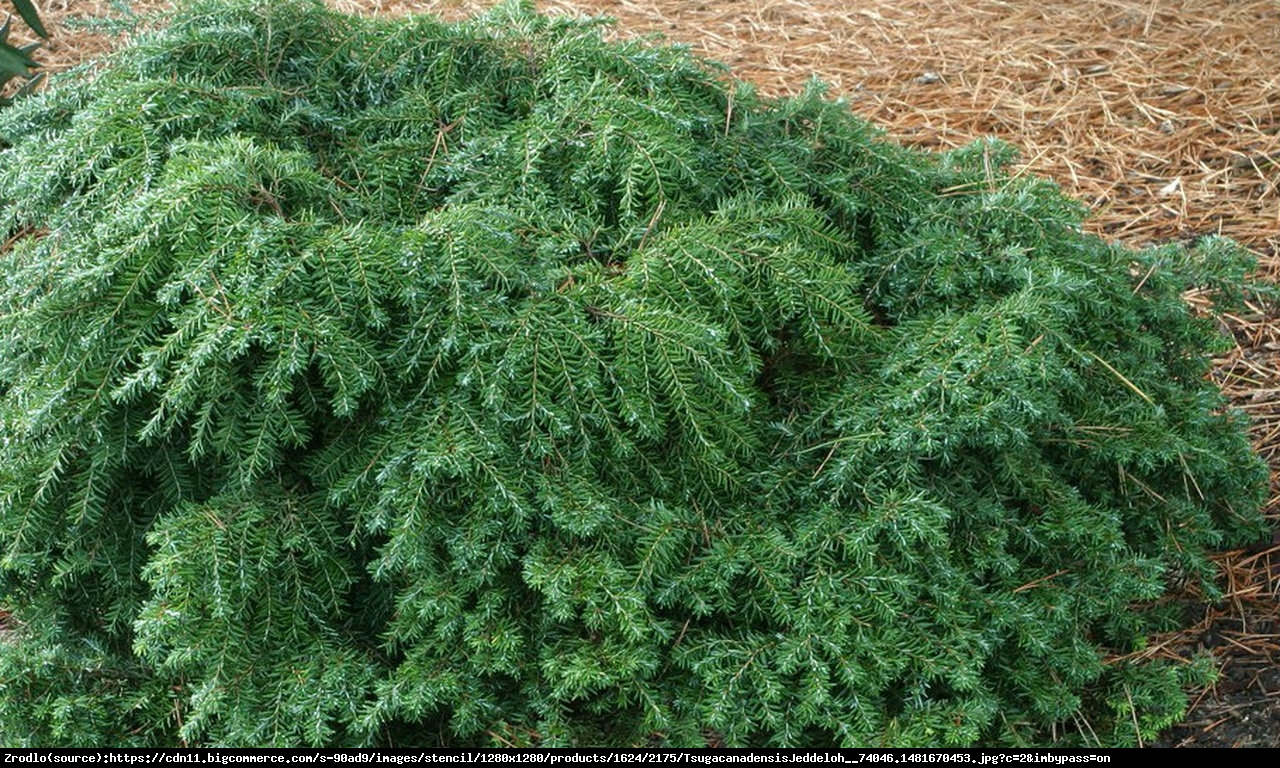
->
xmin=0 ymin=0 xmax=1270 ymax=747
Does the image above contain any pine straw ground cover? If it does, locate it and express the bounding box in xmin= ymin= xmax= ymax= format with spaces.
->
xmin=5 ymin=0 xmax=1278 ymax=747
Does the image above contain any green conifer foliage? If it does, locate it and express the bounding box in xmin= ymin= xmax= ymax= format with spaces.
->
xmin=0 ymin=0 xmax=1270 ymax=747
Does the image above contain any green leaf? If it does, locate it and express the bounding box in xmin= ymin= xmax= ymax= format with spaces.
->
xmin=9 ymin=0 xmax=47 ymax=38
xmin=0 ymin=18 xmax=38 ymax=81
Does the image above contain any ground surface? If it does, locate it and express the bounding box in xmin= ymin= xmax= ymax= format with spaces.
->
xmin=6 ymin=0 xmax=1280 ymax=748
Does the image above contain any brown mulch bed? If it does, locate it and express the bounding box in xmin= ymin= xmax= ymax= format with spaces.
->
xmin=7 ymin=0 xmax=1279 ymax=747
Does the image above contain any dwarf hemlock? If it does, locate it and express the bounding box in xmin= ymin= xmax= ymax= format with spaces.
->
xmin=0 ymin=0 xmax=1269 ymax=748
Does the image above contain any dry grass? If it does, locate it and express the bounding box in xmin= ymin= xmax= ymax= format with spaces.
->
xmin=7 ymin=0 xmax=1280 ymax=744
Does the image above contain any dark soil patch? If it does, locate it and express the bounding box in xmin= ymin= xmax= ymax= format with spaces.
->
xmin=1152 ymin=542 xmax=1280 ymax=747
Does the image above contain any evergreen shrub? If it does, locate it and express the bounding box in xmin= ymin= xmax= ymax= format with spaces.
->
xmin=0 ymin=0 xmax=1270 ymax=747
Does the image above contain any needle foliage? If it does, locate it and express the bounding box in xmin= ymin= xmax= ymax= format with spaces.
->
xmin=0 ymin=0 xmax=1269 ymax=747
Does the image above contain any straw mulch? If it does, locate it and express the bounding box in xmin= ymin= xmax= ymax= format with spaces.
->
xmin=9 ymin=0 xmax=1280 ymax=747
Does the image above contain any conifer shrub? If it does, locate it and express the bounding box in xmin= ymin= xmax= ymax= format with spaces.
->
xmin=0 ymin=0 xmax=1270 ymax=748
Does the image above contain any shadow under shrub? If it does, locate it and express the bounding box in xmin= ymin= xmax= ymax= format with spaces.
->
xmin=0 ymin=0 xmax=1270 ymax=747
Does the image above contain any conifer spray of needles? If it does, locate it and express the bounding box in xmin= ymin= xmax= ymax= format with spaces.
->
xmin=0 ymin=0 xmax=1271 ymax=748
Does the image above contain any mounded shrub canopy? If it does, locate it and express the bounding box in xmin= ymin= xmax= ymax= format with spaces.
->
xmin=0 ymin=0 xmax=1269 ymax=747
